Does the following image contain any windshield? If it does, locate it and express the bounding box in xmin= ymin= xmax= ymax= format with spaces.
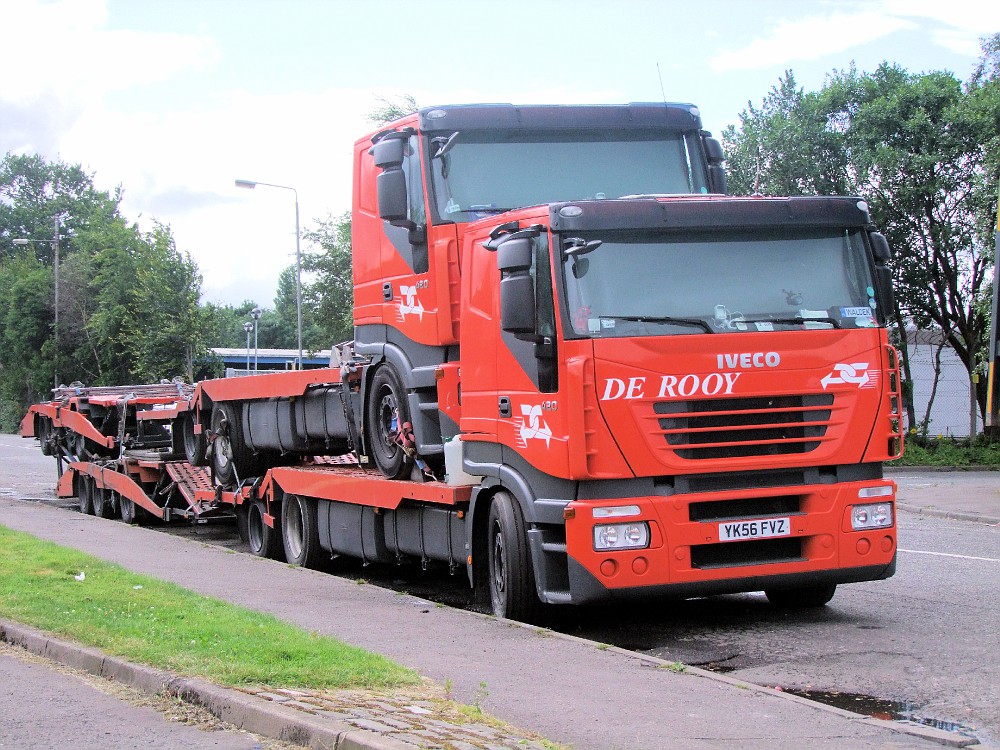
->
xmin=429 ymin=129 xmax=707 ymax=220
xmin=561 ymin=228 xmax=879 ymax=337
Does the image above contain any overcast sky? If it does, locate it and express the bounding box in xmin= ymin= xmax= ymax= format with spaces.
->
xmin=2 ymin=0 xmax=998 ymax=309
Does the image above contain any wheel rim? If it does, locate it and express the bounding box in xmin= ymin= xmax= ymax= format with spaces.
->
xmin=285 ymin=499 xmax=304 ymax=561
xmin=491 ymin=520 xmax=506 ymax=601
xmin=376 ymin=390 xmax=398 ymax=453
xmin=212 ymin=411 xmax=233 ymax=476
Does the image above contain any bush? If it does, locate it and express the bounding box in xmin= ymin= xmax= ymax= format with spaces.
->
xmin=0 ymin=401 xmax=22 ymax=434
xmin=891 ymin=434 xmax=1000 ymax=467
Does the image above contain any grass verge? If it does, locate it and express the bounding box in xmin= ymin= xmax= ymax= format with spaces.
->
xmin=0 ymin=525 xmax=418 ymax=690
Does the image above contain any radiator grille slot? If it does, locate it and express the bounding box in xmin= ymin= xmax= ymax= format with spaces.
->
xmin=691 ymin=537 xmax=803 ymax=569
xmin=689 ymin=495 xmax=801 ymax=522
xmin=655 ymin=394 xmax=834 ymax=460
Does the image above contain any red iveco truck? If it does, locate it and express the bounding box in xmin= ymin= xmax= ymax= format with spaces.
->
xmin=22 ymin=103 xmax=902 ymax=622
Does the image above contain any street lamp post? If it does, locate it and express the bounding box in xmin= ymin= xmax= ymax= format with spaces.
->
xmin=250 ymin=306 xmax=262 ymax=371
xmin=235 ymin=179 xmax=303 ymax=369
xmin=243 ymin=321 xmax=254 ymax=374
xmin=14 ymin=217 xmax=60 ymax=389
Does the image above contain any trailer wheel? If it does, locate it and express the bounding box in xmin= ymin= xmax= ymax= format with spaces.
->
xmin=211 ymin=403 xmax=263 ymax=486
xmin=93 ymin=483 xmax=113 ymax=519
xmin=281 ymin=494 xmax=323 ymax=569
xmin=487 ymin=491 xmax=540 ymax=622
xmin=180 ymin=412 xmax=208 ymax=467
xmin=37 ymin=418 xmax=53 ymax=456
xmin=365 ymin=365 xmax=414 ymax=479
xmin=78 ymin=476 xmax=94 ymax=515
xmin=765 ymin=583 xmax=837 ymax=608
xmin=73 ymin=432 xmax=88 ymax=461
xmin=119 ymin=493 xmax=143 ymax=525
xmin=246 ymin=499 xmax=283 ymax=559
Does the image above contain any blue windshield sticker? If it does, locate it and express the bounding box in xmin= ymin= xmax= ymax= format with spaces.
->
xmin=841 ymin=306 xmax=872 ymax=317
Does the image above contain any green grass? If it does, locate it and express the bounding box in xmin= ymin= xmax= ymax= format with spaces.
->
xmin=890 ymin=436 xmax=1000 ymax=468
xmin=0 ymin=525 xmax=417 ymax=690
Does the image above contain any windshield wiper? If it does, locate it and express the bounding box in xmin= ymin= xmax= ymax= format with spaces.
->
xmin=743 ymin=316 xmax=841 ymax=329
xmin=615 ymin=315 xmax=713 ymax=333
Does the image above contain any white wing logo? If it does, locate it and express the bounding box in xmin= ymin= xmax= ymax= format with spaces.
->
xmin=518 ymin=404 xmax=552 ymax=448
xmin=399 ymin=285 xmax=425 ymax=320
xmin=821 ymin=362 xmax=873 ymax=390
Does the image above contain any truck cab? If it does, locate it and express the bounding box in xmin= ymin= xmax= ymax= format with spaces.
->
xmin=354 ymin=103 xmax=726 ymax=474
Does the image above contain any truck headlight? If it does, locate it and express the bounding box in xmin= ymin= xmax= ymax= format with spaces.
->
xmin=852 ymin=503 xmax=893 ymax=530
xmin=594 ymin=522 xmax=650 ymax=551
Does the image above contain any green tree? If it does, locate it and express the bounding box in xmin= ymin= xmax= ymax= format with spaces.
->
xmin=723 ymin=44 xmax=1000 ymax=423
xmin=367 ymin=94 xmax=419 ymax=125
xmin=303 ymin=211 xmax=353 ymax=347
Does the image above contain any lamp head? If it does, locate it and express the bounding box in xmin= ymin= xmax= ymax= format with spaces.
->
xmin=235 ymin=179 xmax=257 ymax=190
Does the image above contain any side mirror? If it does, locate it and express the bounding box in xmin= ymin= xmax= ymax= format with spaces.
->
xmin=501 ymin=276 xmax=536 ymax=334
xmin=497 ymin=238 xmax=532 ymax=272
xmin=703 ymin=136 xmax=725 ymax=165
xmin=875 ymin=265 xmax=896 ymax=317
xmin=496 ymin=236 xmax=537 ymax=336
xmin=371 ymin=137 xmax=405 ymax=169
xmin=870 ymin=232 xmax=892 ymax=262
xmin=377 ymin=169 xmax=409 ymax=225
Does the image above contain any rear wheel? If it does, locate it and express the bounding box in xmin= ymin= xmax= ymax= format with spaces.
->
xmin=78 ymin=476 xmax=94 ymax=515
xmin=246 ymin=499 xmax=283 ymax=559
xmin=487 ymin=491 xmax=540 ymax=623
xmin=37 ymin=418 xmax=53 ymax=456
xmin=364 ymin=366 xmax=414 ymax=479
xmin=765 ymin=583 xmax=837 ymax=608
xmin=281 ymin=494 xmax=323 ymax=569
xmin=93 ymin=483 xmax=113 ymax=519
xmin=181 ymin=412 xmax=208 ymax=466
xmin=119 ymin=493 xmax=143 ymax=525
xmin=210 ymin=403 xmax=264 ymax=486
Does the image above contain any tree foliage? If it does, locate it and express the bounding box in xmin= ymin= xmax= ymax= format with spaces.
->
xmin=0 ymin=154 xmax=210 ymax=428
xmin=723 ymin=38 xmax=1000 ymax=422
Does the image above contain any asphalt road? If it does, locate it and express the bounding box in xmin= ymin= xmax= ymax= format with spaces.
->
xmin=0 ymin=643 xmax=287 ymax=750
xmin=2 ymin=435 xmax=998 ymax=747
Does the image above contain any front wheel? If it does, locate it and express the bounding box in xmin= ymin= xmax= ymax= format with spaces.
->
xmin=281 ymin=494 xmax=323 ymax=569
xmin=246 ymin=499 xmax=283 ymax=559
xmin=211 ymin=403 xmax=264 ymax=486
xmin=765 ymin=583 xmax=837 ymax=608
xmin=364 ymin=366 xmax=414 ymax=479
xmin=486 ymin=491 xmax=540 ymax=623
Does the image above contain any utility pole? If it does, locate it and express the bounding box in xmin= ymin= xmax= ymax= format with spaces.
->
xmin=53 ymin=216 xmax=60 ymax=389
xmin=985 ymin=180 xmax=1000 ymax=436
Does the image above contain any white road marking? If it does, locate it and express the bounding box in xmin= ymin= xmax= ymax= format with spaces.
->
xmin=898 ymin=548 xmax=1000 ymax=564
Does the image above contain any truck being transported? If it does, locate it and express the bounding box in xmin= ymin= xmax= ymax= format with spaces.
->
xmin=22 ymin=103 xmax=902 ymax=622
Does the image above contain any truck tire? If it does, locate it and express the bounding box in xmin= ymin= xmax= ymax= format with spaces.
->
xmin=246 ymin=499 xmax=283 ymax=559
xmin=93 ymin=483 xmax=113 ymax=519
xmin=765 ymin=583 xmax=837 ymax=608
xmin=211 ymin=403 xmax=264 ymax=486
xmin=78 ymin=476 xmax=94 ymax=515
xmin=487 ymin=491 xmax=541 ymax=622
xmin=365 ymin=365 xmax=414 ymax=479
xmin=37 ymin=418 xmax=53 ymax=456
xmin=119 ymin=492 xmax=144 ymax=525
xmin=281 ymin=494 xmax=323 ymax=569
xmin=180 ymin=412 xmax=208 ymax=467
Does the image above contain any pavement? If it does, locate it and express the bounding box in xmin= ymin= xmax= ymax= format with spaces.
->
xmin=0 ymin=448 xmax=997 ymax=749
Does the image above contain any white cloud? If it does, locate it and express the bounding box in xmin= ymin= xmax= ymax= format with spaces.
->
xmin=711 ymin=0 xmax=999 ymax=73
xmin=711 ymin=11 xmax=915 ymax=72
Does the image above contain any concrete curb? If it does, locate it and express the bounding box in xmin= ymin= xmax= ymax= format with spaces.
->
xmin=896 ymin=501 xmax=1000 ymax=526
xmin=0 ymin=619 xmax=409 ymax=750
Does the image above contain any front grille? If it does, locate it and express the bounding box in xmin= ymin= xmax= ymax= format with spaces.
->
xmin=655 ymin=394 xmax=834 ymax=460
xmin=688 ymin=495 xmax=801 ymax=522
xmin=690 ymin=537 xmax=803 ymax=569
